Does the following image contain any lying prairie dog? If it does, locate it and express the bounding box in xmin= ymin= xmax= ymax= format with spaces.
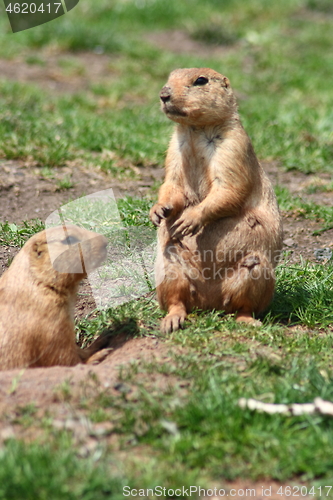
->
xmin=150 ymin=67 xmax=283 ymax=332
xmin=0 ymin=224 xmax=110 ymax=370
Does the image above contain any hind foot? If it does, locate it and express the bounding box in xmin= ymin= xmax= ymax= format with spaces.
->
xmin=236 ymin=312 xmax=262 ymax=327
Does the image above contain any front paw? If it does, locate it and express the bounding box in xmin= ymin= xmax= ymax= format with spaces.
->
xmin=170 ymin=207 xmax=202 ymax=238
xmin=161 ymin=311 xmax=186 ymax=333
xmin=150 ymin=203 xmax=173 ymax=226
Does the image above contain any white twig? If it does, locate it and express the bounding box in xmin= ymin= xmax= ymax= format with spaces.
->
xmin=238 ymin=397 xmax=333 ymax=416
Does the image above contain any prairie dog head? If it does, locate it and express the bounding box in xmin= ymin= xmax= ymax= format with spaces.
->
xmin=160 ymin=68 xmax=238 ymax=127
xmin=21 ymin=225 xmax=108 ymax=289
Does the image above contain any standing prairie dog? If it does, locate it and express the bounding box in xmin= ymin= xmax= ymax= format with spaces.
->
xmin=150 ymin=68 xmax=283 ymax=333
xmin=0 ymin=225 xmax=109 ymax=370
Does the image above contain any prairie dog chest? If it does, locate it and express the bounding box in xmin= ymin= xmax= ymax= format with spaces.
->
xmin=177 ymin=127 xmax=222 ymax=202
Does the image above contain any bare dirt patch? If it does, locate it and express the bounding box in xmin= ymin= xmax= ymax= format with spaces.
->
xmin=263 ymin=161 xmax=333 ymax=264
xmin=0 ymin=335 xmax=187 ymax=445
xmin=0 ymin=159 xmax=163 ymax=223
xmin=0 ymin=336 xmax=172 ymax=413
xmin=281 ymin=217 xmax=333 ymax=264
xmin=0 ymin=51 xmax=118 ymax=93
xmin=264 ymin=160 xmax=333 ymax=207
xmin=146 ymin=30 xmax=238 ymax=58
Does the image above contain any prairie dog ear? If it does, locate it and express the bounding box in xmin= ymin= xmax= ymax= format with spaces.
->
xmin=221 ymin=76 xmax=230 ymax=88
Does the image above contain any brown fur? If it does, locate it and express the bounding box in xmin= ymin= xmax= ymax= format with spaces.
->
xmin=150 ymin=68 xmax=283 ymax=332
xmin=0 ymin=225 xmax=109 ymax=370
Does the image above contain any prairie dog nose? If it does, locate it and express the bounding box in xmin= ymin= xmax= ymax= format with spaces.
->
xmin=160 ymin=86 xmax=172 ymax=103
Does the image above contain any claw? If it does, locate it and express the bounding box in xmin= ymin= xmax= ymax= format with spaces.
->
xmin=161 ymin=312 xmax=186 ymax=333
xmin=170 ymin=219 xmax=199 ymax=238
xmin=151 ymin=213 xmax=161 ymax=227
xmin=150 ymin=204 xmax=173 ymax=227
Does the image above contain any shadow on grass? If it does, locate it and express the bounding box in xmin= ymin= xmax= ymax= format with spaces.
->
xmin=267 ymin=282 xmax=313 ymax=324
xmin=98 ymin=317 xmax=140 ymax=352
xmin=266 ymin=263 xmax=333 ymax=327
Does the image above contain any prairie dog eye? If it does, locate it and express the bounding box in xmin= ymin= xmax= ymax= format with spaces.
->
xmin=62 ymin=235 xmax=80 ymax=245
xmin=193 ymin=76 xmax=209 ymax=86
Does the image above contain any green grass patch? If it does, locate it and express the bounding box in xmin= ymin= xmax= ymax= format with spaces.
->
xmin=117 ymin=197 xmax=155 ymax=228
xmin=0 ymin=79 xmax=171 ymax=169
xmin=72 ymin=255 xmax=333 ymax=483
xmin=0 ymin=220 xmax=44 ymax=246
xmin=0 ymin=197 xmax=154 ymax=248
xmin=0 ymin=436 xmax=205 ymax=500
xmin=306 ymin=0 xmax=333 ymax=13
xmin=269 ymin=262 xmax=333 ymax=327
xmin=77 ymin=298 xmax=333 ymax=483
xmin=161 ymin=365 xmax=333 ymax=481
xmin=276 ymin=185 xmax=333 ymax=233
xmin=0 ymin=0 xmax=333 ymax=173
xmin=0 ymin=438 xmax=126 ymax=500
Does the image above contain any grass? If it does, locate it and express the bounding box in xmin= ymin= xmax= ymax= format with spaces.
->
xmin=0 ymin=0 xmax=332 ymax=173
xmin=0 ymin=197 xmax=154 ymax=248
xmin=269 ymin=262 xmax=333 ymax=327
xmin=0 ymin=438 xmax=127 ymax=500
xmin=0 ymin=0 xmax=333 ymax=496
xmin=75 ymin=258 xmax=333 ymax=485
xmin=0 ymin=436 xmax=206 ymax=500
xmin=276 ymin=185 xmax=333 ymax=234
xmin=0 ymin=219 xmax=45 ymax=246
xmin=0 ymin=79 xmax=171 ymax=170
xmin=45 ymin=277 xmax=333 ymax=487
